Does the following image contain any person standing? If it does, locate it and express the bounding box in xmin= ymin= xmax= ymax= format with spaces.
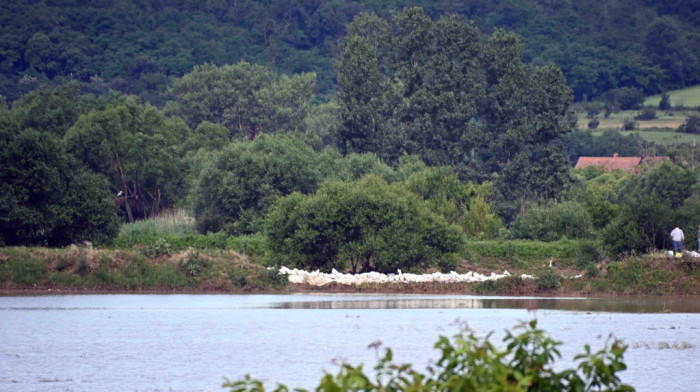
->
xmin=670 ymin=225 xmax=685 ymax=254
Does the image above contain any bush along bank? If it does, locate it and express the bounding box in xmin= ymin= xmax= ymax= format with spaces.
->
xmin=2 ymin=245 xmax=700 ymax=295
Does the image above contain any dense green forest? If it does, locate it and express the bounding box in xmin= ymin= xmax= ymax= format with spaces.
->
xmin=1 ymin=0 xmax=699 ymax=103
xmin=2 ymin=4 xmax=700 ymax=274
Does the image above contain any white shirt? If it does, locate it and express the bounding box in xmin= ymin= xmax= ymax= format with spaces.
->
xmin=670 ymin=227 xmax=684 ymax=242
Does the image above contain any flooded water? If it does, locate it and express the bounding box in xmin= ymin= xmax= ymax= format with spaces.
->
xmin=1 ymin=294 xmax=699 ymax=392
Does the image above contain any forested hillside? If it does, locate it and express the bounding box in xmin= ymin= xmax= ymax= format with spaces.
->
xmin=1 ymin=0 xmax=699 ymax=104
xmin=1 ymin=3 xmax=699 ymax=266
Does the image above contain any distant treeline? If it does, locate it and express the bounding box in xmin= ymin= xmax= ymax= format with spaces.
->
xmin=1 ymin=0 xmax=699 ymax=104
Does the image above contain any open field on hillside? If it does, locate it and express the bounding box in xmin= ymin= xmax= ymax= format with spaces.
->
xmin=577 ymin=110 xmax=693 ymax=130
xmin=591 ymin=129 xmax=700 ymax=145
xmin=645 ymin=85 xmax=700 ymax=107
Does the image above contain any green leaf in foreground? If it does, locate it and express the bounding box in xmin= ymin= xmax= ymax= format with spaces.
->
xmin=224 ymin=320 xmax=634 ymax=392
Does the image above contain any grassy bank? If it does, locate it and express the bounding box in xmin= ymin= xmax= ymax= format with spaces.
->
xmin=0 ymin=244 xmax=288 ymax=293
xmin=2 ymin=245 xmax=699 ymax=296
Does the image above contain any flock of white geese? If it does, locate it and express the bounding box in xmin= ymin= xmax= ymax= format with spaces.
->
xmin=275 ymin=266 xmax=537 ymax=286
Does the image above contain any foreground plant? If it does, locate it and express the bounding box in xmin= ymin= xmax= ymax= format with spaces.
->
xmin=223 ymin=320 xmax=633 ymax=392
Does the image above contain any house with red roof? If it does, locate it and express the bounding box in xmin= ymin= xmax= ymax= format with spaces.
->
xmin=574 ymin=153 xmax=668 ymax=174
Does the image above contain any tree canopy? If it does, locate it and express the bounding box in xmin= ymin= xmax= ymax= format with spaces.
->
xmin=265 ymin=175 xmax=465 ymax=274
xmin=2 ymin=0 xmax=698 ymax=104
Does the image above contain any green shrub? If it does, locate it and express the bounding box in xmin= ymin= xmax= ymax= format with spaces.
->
xmin=462 ymin=239 xmax=580 ymax=259
xmin=536 ymin=268 xmax=561 ymax=291
xmin=76 ymin=256 xmax=90 ymax=276
xmin=576 ymin=240 xmax=608 ymax=268
xmin=585 ymin=263 xmax=600 ymax=278
xmin=55 ymin=255 xmax=73 ymax=272
xmin=228 ymin=268 xmax=249 ymax=287
xmin=678 ymin=114 xmax=700 ymax=134
xmin=195 ymin=133 xmax=325 ymax=235
xmin=226 ymin=234 xmax=269 ymax=257
xmin=142 ymin=238 xmax=172 ymax=258
xmin=511 ymin=202 xmax=593 ymax=242
xmin=587 ymin=118 xmax=600 ymax=129
xmin=634 ymin=107 xmax=657 ymax=120
xmin=622 ymin=118 xmax=637 ymax=130
xmin=471 ymin=275 xmax=524 ymax=295
xmin=1 ymin=255 xmax=46 ymax=285
xmin=265 ymin=175 xmax=465 ymax=274
xmin=258 ymin=268 xmax=288 ymax=289
xmin=184 ymin=249 xmax=203 ymax=276
xmin=602 ymin=87 xmax=645 ymax=111
xmin=143 ymin=264 xmax=188 ymax=289
xmin=224 ymin=320 xmax=634 ymax=392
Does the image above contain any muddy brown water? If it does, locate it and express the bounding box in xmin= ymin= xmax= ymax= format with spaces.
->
xmin=1 ymin=294 xmax=698 ymax=391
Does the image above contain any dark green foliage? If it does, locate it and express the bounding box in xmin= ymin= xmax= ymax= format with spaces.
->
xmin=184 ymin=249 xmax=203 ymax=276
xmin=601 ymin=161 xmax=698 ymax=255
xmin=265 ymin=175 xmax=464 ymax=273
xmin=142 ymin=238 xmax=173 ymax=258
xmin=471 ymin=275 xmax=524 ymax=295
xmin=634 ymin=107 xmax=657 ymax=120
xmin=587 ymin=118 xmax=600 ymax=129
xmin=11 ymin=82 xmax=81 ymax=137
xmin=336 ymin=31 xmax=389 ymax=156
xmin=602 ymin=88 xmax=646 ymax=111
xmin=511 ymin=202 xmax=593 ymax=242
xmin=622 ymin=118 xmax=637 ymax=130
xmin=65 ymin=96 xmax=187 ymax=222
xmin=462 ymin=239 xmax=580 ymax=259
xmin=228 ymin=268 xmax=249 ymax=288
xmin=168 ymin=62 xmax=315 ymax=139
xmin=561 ymin=129 xmax=644 ymax=166
xmin=582 ymin=101 xmax=605 ymax=119
xmin=0 ymin=129 xmax=120 ymax=246
xmin=338 ymin=9 xmax=575 ymax=222
xmin=659 ymin=93 xmax=672 ymax=110
xmin=678 ymin=114 xmax=700 ymax=134
xmin=225 ymin=320 xmax=634 ymax=392
xmin=0 ymin=254 xmax=46 ymax=285
xmin=195 ymin=133 xmax=323 ymax=234
xmin=1 ymin=0 xmax=699 ymax=104
xmin=536 ymin=268 xmax=561 ymax=291
xmin=183 ymin=121 xmax=230 ymax=152
xmin=576 ymin=240 xmax=608 ymax=268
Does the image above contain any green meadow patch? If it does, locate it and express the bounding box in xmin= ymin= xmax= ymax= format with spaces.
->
xmin=645 ymin=85 xmax=700 ymax=108
xmin=590 ymin=129 xmax=700 ymax=145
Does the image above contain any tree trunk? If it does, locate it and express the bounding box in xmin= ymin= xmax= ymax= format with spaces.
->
xmin=113 ymin=151 xmax=134 ymax=223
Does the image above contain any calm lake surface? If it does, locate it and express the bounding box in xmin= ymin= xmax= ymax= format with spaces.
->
xmin=1 ymin=294 xmax=699 ymax=392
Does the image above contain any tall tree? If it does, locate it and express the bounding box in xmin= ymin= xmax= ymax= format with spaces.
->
xmin=11 ymin=82 xmax=81 ymax=137
xmin=336 ymin=33 xmax=388 ymax=156
xmin=398 ymin=14 xmax=484 ymax=168
xmin=0 ymin=129 xmax=119 ymax=246
xmin=194 ymin=133 xmax=324 ymax=234
xmin=168 ymin=62 xmax=316 ymax=140
xmin=65 ymin=96 xmax=187 ymax=222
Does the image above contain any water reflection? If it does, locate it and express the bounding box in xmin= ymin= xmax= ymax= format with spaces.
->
xmin=2 ymin=294 xmax=699 ymax=392
xmin=273 ymin=296 xmax=700 ymax=313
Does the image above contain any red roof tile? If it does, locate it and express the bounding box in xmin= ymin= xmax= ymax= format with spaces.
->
xmin=575 ymin=156 xmax=642 ymax=173
xmin=574 ymin=154 xmax=669 ymax=174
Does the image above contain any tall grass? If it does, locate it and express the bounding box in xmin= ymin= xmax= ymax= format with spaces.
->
xmin=116 ymin=209 xmax=197 ymax=247
xmin=113 ymin=210 xmax=269 ymax=256
xmin=119 ymin=209 xmax=197 ymax=237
